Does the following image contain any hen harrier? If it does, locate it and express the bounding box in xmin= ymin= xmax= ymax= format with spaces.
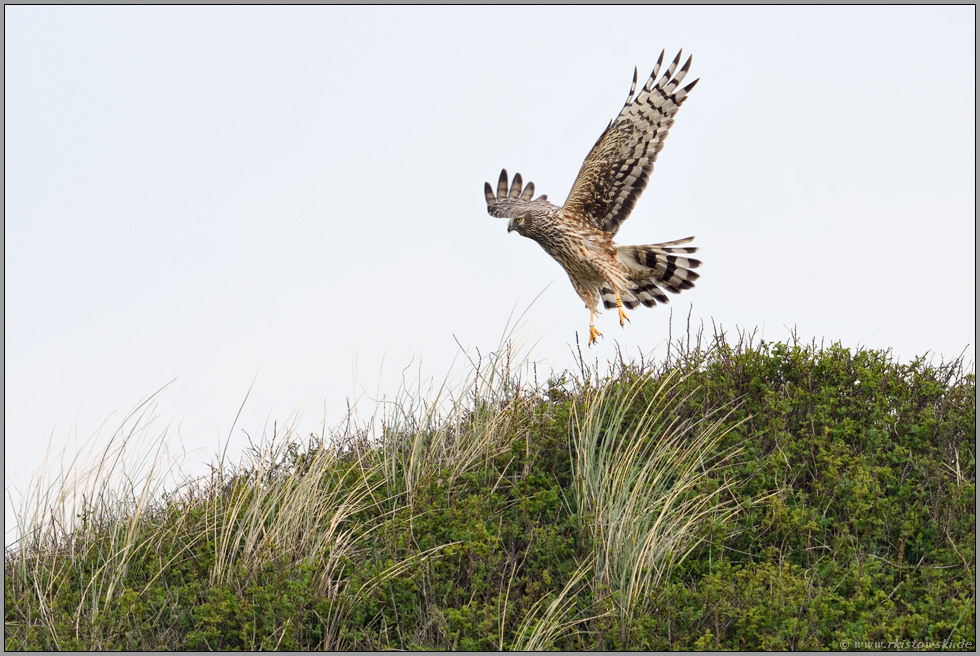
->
xmin=485 ymin=50 xmax=701 ymax=345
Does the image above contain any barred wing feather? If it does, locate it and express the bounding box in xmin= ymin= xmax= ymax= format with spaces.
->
xmin=561 ymin=50 xmax=699 ymax=236
xmin=485 ymin=169 xmax=561 ymax=219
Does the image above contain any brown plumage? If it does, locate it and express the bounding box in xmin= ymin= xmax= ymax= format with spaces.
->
xmin=484 ymin=50 xmax=701 ymax=345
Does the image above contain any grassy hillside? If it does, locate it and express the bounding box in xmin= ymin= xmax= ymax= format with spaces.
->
xmin=5 ymin=330 xmax=976 ymax=650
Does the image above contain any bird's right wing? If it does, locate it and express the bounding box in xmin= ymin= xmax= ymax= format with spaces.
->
xmin=485 ymin=169 xmax=561 ymax=218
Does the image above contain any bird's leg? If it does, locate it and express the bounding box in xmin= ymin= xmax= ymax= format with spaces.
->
xmin=588 ymin=308 xmax=602 ymax=346
xmin=616 ymin=294 xmax=630 ymax=327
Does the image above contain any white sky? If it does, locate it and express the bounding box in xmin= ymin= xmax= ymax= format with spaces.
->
xmin=4 ymin=6 xmax=976 ymax=541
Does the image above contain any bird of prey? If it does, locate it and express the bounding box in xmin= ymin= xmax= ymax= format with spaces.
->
xmin=485 ymin=50 xmax=702 ymax=346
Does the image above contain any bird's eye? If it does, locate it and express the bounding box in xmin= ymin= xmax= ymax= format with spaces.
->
xmin=516 ymin=217 xmax=524 ymax=224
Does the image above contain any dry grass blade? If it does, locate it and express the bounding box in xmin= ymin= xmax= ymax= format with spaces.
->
xmin=6 ymin=389 xmax=198 ymax=648
xmin=209 ymin=410 xmax=382 ymax=588
xmin=374 ymin=323 xmax=540 ymax=517
xmin=572 ymin=368 xmax=745 ymax=629
xmin=512 ymin=558 xmax=607 ymax=651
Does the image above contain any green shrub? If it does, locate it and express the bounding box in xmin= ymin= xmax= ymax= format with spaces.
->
xmin=5 ymin=330 xmax=975 ymax=650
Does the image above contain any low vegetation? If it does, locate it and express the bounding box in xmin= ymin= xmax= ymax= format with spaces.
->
xmin=5 ymin=325 xmax=975 ymax=650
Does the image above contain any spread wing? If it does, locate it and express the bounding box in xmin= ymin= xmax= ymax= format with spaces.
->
xmin=485 ymin=169 xmax=561 ymax=218
xmin=561 ymin=50 xmax=699 ymax=237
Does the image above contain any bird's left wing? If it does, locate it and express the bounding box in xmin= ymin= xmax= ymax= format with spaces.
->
xmin=485 ymin=169 xmax=561 ymax=218
xmin=561 ymin=50 xmax=699 ymax=237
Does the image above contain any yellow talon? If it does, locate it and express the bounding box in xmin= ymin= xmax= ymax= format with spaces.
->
xmin=616 ymin=295 xmax=630 ymax=327
xmin=589 ymin=324 xmax=602 ymax=346
xmin=588 ymin=307 xmax=602 ymax=346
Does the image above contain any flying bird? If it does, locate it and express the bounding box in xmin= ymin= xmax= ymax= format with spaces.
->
xmin=485 ymin=50 xmax=702 ymax=346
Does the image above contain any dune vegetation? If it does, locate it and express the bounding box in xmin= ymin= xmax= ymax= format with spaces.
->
xmin=4 ymin=324 xmax=976 ymax=650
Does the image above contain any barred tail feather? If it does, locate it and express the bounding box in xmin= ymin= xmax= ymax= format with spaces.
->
xmin=601 ymin=239 xmax=702 ymax=310
xmin=601 ymin=281 xmax=671 ymax=310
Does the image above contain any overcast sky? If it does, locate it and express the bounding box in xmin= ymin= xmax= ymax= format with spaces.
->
xmin=4 ymin=6 xmax=975 ymax=541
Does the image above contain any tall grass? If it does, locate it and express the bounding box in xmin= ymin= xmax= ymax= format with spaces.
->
xmin=207 ymin=410 xmax=381 ymax=589
xmin=5 ymin=325 xmax=554 ymax=648
xmin=204 ymin=407 xmax=472 ymax=648
xmin=5 ymin=319 xmax=759 ymax=649
xmin=370 ymin=310 xmax=548 ymax=525
xmin=572 ymin=368 xmax=744 ymax=629
xmin=511 ymin=557 xmax=605 ymax=650
xmin=5 ymin=389 xmax=197 ymax=647
xmin=375 ymin=339 xmax=526 ymax=516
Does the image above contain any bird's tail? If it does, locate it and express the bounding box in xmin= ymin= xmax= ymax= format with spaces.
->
xmin=600 ymin=237 xmax=701 ymax=310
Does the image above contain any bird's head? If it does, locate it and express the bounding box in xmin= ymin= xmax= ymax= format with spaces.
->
xmin=507 ymin=210 xmax=544 ymax=238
